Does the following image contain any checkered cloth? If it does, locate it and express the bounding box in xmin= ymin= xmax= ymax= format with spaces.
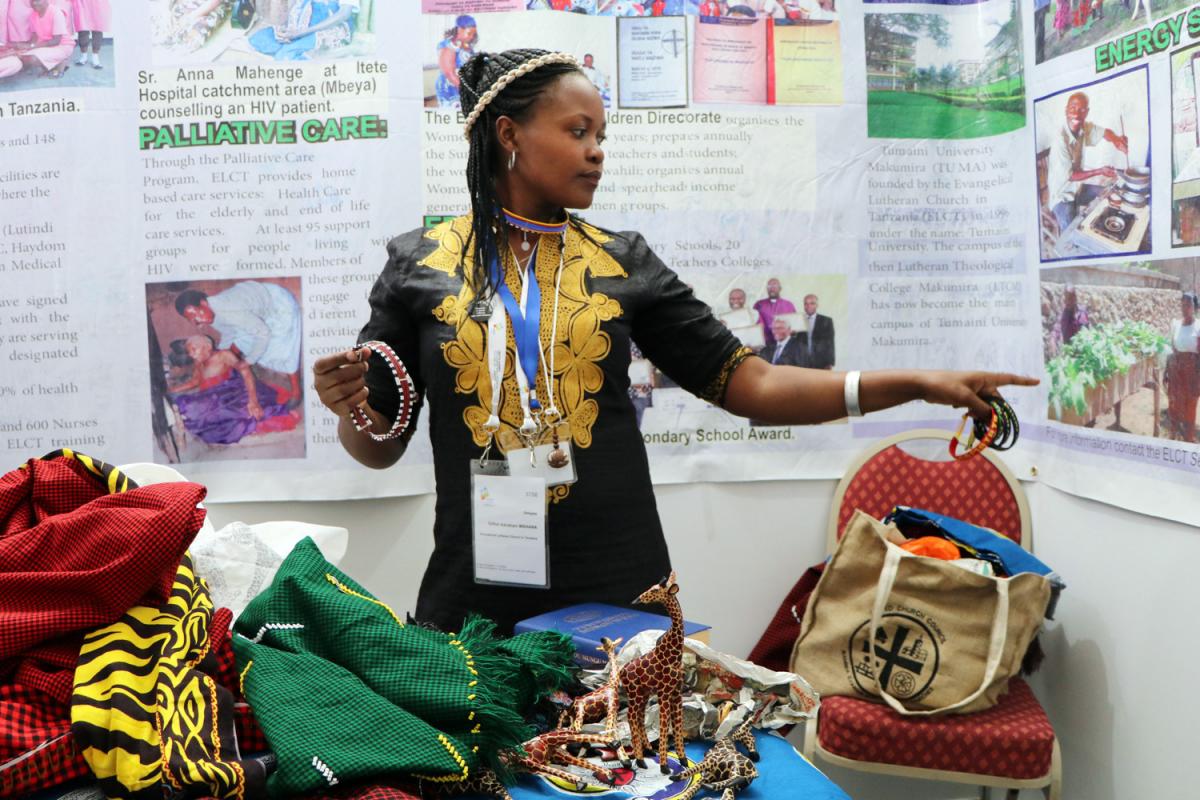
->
xmin=0 ymin=450 xmax=207 ymax=798
xmin=233 ymin=539 xmax=576 ymax=796
xmin=0 ymin=451 xmax=206 ymax=658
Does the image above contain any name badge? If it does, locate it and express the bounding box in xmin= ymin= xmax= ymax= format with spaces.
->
xmin=471 ymin=473 xmax=549 ymax=588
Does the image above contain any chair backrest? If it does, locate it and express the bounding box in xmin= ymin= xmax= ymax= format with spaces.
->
xmin=827 ymin=429 xmax=1031 ymax=555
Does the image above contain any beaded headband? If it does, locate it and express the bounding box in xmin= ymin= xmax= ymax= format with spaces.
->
xmin=461 ymin=52 xmax=580 ymax=138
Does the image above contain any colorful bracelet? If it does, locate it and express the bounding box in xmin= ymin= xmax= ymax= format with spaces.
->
xmin=348 ymin=340 xmax=416 ymax=442
xmin=973 ymin=395 xmax=1020 ymax=452
xmin=949 ymin=408 xmax=998 ymax=461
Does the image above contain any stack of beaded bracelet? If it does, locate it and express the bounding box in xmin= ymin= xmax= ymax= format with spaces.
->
xmin=949 ymin=407 xmax=999 ymax=461
xmin=974 ymin=395 xmax=1019 ymax=451
xmin=349 ymin=340 xmax=416 ymax=441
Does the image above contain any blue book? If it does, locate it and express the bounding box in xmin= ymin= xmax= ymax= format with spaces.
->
xmin=515 ymin=602 xmax=711 ymax=668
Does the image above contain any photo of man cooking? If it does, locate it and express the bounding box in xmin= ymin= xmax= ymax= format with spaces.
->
xmin=1035 ymin=66 xmax=1151 ymax=261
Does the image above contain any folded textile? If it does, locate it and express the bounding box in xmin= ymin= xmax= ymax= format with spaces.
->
xmin=71 ymin=554 xmax=272 ymax=800
xmin=0 ymin=450 xmax=207 ymax=659
xmin=233 ymin=539 xmax=576 ymax=797
xmin=0 ymin=450 xmax=206 ymax=798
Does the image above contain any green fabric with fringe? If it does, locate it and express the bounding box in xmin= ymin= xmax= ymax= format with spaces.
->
xmin=231 ymin=538 xmax=575 ymax=797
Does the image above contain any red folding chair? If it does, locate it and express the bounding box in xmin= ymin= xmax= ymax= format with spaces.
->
xmin=803 ymin=429 xmax=1061 ymax=800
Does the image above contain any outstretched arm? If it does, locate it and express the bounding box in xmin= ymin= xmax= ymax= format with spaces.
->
xmin=723 ymin=359 xmax=1037 ymax=424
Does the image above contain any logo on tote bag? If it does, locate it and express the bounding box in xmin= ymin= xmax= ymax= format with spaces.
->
xmin=846 ymin=612 xmax=942 ymax=700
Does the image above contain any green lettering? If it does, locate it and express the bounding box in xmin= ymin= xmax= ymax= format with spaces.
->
xmin=1121 ymin=32 xmax=1138 ymax=63
xmin=138 ymin=126 xmax=156 ymax=150
xmin=1187 ymin=6 xmax=1200 ymax=37
xmin=1166 ymin=12 xmax=1185 ymax=46
xmin=1152 ymin=21 xmax=1172 ymax=51
xmin=1135 ymin=27 xmax=1152 ymax=58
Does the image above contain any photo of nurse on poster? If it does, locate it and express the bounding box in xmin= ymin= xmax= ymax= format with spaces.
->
xmin=146 ymin=277 xmax=306 ymax=465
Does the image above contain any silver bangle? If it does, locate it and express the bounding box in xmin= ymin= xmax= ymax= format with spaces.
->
xmin=844 ymin=370 xmax=863 ymax=417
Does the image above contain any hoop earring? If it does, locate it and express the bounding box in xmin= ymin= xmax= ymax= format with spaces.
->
xmin=508 ymin=151 xmax=517 ymax=171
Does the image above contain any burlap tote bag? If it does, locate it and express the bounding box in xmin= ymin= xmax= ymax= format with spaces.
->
xmin=790 ymin=510 xmax=1050 ymax=715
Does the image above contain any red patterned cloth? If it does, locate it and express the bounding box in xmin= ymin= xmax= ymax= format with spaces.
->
xmin=209 ymin=607 xmax=270 ymax=755
xmin=747 ymin=562 xmax=825 ymax=673
xmin=0 ymin=455 xmax=206 ymax=658
xmin=834 ymin=445 xmax=1023 ymax=545
xmin=817 ymin=678 xmax=1055 ymax=780
xmin=0 ymin=451 xmax=207 ymax=797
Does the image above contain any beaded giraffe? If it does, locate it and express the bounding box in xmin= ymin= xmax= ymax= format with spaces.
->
xmin=557 ymin=636 xmax=632 ymax=767
xmin=668 ymin=717 xmax=760 ymax=800
xmin=621 ymin=571 xmax=687 ymax=773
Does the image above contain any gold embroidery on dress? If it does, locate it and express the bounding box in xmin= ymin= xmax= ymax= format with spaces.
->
xmin=425 ymin=216 xmax=626 ymax=499
xmin=701 ymin=345 xmax=755 ymax=406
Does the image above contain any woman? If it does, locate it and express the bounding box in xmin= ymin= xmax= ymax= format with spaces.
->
xmin=69 ymin=0 xmax=109 ymax=69
xmin=0 ymin=0 xmax=74 ymax=79
xmin=249 ymin=0 xmax=359 ymax=61
xmin=312 ymin=48 xmax=1037 ymax=633
xmin=170 ymin=335 xmax=297 ymax=445
xmin=1166 ymin=291 xmax=1200 ymax=442
xmin=434 ymin=15 xmax=476 ymax=109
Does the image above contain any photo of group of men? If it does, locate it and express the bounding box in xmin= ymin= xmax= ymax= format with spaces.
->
xmin=719 ymin=278 xmax=836 ymax=369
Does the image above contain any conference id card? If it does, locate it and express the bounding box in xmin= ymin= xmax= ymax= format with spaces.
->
xmin=471 ymin=473 xmax=549 ymax=589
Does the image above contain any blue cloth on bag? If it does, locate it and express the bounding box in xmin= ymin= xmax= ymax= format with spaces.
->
xmin=887 ymin=506 xmax=1065 ymax=618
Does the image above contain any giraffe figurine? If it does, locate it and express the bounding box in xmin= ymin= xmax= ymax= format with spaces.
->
xmin=557 ymin=636 xmax=632 ymax=767
xmin=620 ymin=571 xmax=688 ymax=773
xmin=668 ymin=717 xmax=760 ymax=800
xmin=505 ymin=727 xmax=623 ymax=790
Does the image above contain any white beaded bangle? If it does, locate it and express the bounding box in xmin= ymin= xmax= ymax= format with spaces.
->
xmin=844 ymin=370 xmax=863 ymax=417
xmin=349 ymin=340 xmax=416 ymax=441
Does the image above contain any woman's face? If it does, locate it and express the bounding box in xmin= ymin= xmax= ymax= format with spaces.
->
xmin=504 ymin=73 xmax=606 ymax=213
xmin=186 ymin=337 xmax=213 ymax=362
xmin=456 ymin=26 xmax=476 ymax=44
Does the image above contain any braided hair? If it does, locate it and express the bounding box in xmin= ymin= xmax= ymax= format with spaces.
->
xmin=457 ymin=48 xmax=584 ymax=297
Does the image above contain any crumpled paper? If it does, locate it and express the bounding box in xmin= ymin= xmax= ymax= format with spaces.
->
xmin=574 ymin=631 xmax=819 ymax=743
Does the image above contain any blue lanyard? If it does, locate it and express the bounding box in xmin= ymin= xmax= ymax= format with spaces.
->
xmin=490 ymin=246 xmax=542 ymax=409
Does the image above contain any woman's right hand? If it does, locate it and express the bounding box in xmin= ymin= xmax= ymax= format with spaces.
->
xmin=312 ymin=347 xmax=371 ymax=419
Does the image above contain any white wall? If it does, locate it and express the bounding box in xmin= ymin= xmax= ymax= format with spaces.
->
xmin=208 ymin=477 xmax=1196 ymax=800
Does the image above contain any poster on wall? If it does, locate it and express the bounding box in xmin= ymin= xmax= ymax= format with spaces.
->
xmin=0 ymin=0 xmax=1197 ymax=527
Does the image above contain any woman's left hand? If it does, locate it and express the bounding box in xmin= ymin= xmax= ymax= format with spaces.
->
xmin=916 ymin=371 xmax=1039 ymax=418
xmin=247 ymin=401 xmax=264 ymax=420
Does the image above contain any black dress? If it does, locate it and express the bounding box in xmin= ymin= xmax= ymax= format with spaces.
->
xmin=358 ymin=215 xmax=750 ymax=633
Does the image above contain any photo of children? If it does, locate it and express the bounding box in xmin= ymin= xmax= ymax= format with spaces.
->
xmin=146 ymin=278 xmax=305 ymax=464
xmin=1042 ymin=260 xmax=1198 ymax=443
xmin=1171 ymin=42 xmax=1200 ymax=247
xmin=0 ymin=0 xmax=115 ymax=90
xmin=1034 ymin=66 xmax=1150 ymax=262
xmin=149 ymin=0 xmax=377 ymax=65
xmin=1034 ymin=0 xmax=1189 ymax=66
xmin=423 ymin=10 xmax=616 ymax=108
xmin=864 ymin=0 xmax=1023 ymax=140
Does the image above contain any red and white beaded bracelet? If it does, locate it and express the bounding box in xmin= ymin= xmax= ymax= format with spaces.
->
xmin=349 ymin=340 xmax=416 ymax=441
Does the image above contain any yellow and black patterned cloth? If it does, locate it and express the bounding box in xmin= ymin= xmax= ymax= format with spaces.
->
xmin=71 ymin=553 xmax=271 ymax=800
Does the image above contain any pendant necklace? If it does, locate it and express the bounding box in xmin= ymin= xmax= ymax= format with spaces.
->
xmin=503 ymin=208 xmax=569 ymax=254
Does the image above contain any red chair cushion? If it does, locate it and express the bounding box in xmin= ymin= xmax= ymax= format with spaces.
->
xmin=837 ymin=446 xmax=1023 ymax=545
xmin=817 ymin=678 xmax=1054 ymax=780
